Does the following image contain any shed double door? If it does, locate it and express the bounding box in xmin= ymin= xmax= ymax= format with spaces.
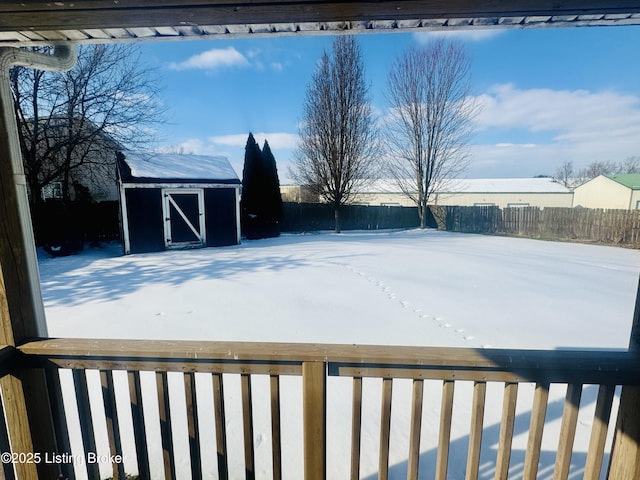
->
xmin=162 ymin=189 xmax=206 ymax=249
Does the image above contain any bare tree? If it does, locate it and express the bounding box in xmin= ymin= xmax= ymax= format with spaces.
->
xmin=292 ymin=35 xmax=378 ymax=233
xmin=555 ymin=157 xmax=640 ymax=187
xmin=11 ymin=44 xmax=164 ymax=205
xmin=619 ymin=155 xmax=640 ymax=174
xmin=554 ymin=160 xmax=576 ymax=188
xmin=383 ymin=40 xmax=478 ymax=228
xmin=160 ymin=144 xmax=194 ymax=155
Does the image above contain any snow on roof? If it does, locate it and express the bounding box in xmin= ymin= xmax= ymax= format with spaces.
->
xmin=122 ymin=152 xmax=240 ymax=182
xmin=360 ymin=177 xmax=570 ymax=194
xmin=443 ymin=178 xmax=570 ymax=193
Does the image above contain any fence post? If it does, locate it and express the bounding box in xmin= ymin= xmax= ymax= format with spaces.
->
xmin=608 ymin=277 xmax=640 ymax=478
xmin=302 ymin=361 xmax=326 ymax=480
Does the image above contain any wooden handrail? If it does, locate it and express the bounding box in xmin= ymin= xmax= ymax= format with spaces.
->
xmin=0 ymin=344 xmax=16 ymax=377
xmin=17 ymin=337 xmax=640 ymax=384
xmin=4 ymin=337 xmax=640 ymax=480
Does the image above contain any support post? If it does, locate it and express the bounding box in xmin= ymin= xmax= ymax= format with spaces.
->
xmin=608 ymin=276 xmax=640 ymax=478
xmin=302 ymin=361 xmax=326 ymax=480
xmin=0 ymin=45 xmax=77 ymax=479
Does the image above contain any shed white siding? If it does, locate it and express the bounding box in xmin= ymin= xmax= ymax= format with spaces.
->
xmin=351 ymin=178 xmax=573 ymax=208
xmin=573 ymin=175 xmax=633 ymax=210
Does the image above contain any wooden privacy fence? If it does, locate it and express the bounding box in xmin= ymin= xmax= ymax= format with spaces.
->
xmin=433 ymin=206 xmax=640 ymax=247
xmin=281 ymin=202 xmax=420 ymax=232
xmin=5 ymin=338 xmax=639 ymax=480
xmin=32 ymin=200 xmax=121 ymax=246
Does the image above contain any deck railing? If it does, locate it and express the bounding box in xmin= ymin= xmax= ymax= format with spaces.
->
xmin=1 ymin=338 xmax=640 ymax=479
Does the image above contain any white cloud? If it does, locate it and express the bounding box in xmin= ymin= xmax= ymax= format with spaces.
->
xmin=210 ymin=132 xmax=299 ymax=149
xmin=413 ymin=29 xmax=504 ymax=43
xmin=168 ymin=47 xmax=249 ymax=70
xmin=467 ymin=84 xmax=640 ymax=176
xmin=495 ymin=143 xmax=536 ymax=149
xmin=475 ymin=83 xmax=640 ymax=140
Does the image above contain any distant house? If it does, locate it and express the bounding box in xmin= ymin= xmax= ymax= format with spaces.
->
xmin=280 ymin=184 xmax=319 ymax=203
xmin=117 ymin=152 xmax=241 ymax=255
xmin=346 ymin=178 xmax=573 ymax=208
xmin=573 ymin=174 xmax=640 ymax=210
xmin=21 ymin=116 xmax=121 ymax=203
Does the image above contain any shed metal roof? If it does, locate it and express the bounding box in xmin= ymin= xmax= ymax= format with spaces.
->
xmin=118 ymin=152 xmax=241 ymax=184
xmin=1 ymin=1 xmax=640 ymax=45
xmin=606 ymin=173 xmax=640 ymax=190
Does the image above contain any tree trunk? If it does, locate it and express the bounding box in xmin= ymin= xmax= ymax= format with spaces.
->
xmin=334 ymin=206 xmax=341 ymax=233
xmin=27 ymin=175 xmax=41 ymax=208
xmin=418 ymin=202 xmax=427 ymax=229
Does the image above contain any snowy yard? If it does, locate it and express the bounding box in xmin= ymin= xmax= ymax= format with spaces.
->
xmin=38 ymin=229 xmax=640 ymax=479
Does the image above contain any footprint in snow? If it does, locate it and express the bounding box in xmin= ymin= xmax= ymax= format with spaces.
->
xmin=464 ymin=336 xmax=475 ymax=341
xmin=400 ymin=301 xmax=411 ymax=308
xmin=455 ymin=328 xmax=464 ymax=333
xmin=439 ymin=323 xmax=451 ymax=328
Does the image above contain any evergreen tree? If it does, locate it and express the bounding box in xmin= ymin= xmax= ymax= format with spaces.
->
xmin=240 ymin=133 xmax=262 ymax=239
xmin=261 ymin=140 xmax=283 ymax=237
xmin=241 ymin=133 xmax=283 ymax=239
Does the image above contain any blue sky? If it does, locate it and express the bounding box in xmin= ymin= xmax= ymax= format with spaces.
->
xmin=139 ymin=26 xmax=640 ymax=182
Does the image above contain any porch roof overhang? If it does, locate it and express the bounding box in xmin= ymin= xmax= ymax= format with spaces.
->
xmin=1 ymin=1 xmax=640 ymax=46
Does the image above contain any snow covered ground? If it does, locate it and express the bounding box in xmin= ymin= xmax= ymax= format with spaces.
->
xmin=38 ymin=229 xmax=640 ymax=479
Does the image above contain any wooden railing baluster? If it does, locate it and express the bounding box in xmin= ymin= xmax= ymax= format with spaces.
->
xmin=607 ymin=385 xmax=640 ymax=479
xmin=184 ymin=372 xmax=202 ymax=480
xmin=350 ymin=377 xmax=363 ymax=480
xmin=45 ymin=369 xmax=74 ymax=480
xmin=270 ymin=374 xmax=282 ymax=480
xmin=494 ymin=382 xmax=518 ymax=480
xmin=466 ymin=381 xmax=487 ymax=480
xmin=10 ymin=339 xmax=640 ymax=480
xmin=302 ymin=361 xmax=326 ymax=480
xmin=553 ymin=383 xmax=582 ymax=480
xmin=212 ymin=373 xmax=229 ymax=480
xmin=72 ymin=369 xmax=100 ymax=480
xmin=407 ymin=379 xmax=424 ymax=480
xmin=241 ymin=373 xmax=255 ymax=480
xmin=128 ymin=370 xmax=150 ymax=480
xmin=101 ymin=370 xmax=125 ymax=480
xmin=155 ymin=371 xmax=176 ymax=480
xmin=523 ymin=382 xmax=550 ymax=480
xmin=583 ymin=384 xmax=616 ymax=480
xmin=435 ymin=380 xmax=455 ymax=480
xmin=379 ymin=378 xmax=393 ymax=480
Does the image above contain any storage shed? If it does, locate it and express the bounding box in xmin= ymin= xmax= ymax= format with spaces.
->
xmin=117 ymin=152 xmax=241 ymax=254
xmin=573 ymin=174 xmax=640 ymax=210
